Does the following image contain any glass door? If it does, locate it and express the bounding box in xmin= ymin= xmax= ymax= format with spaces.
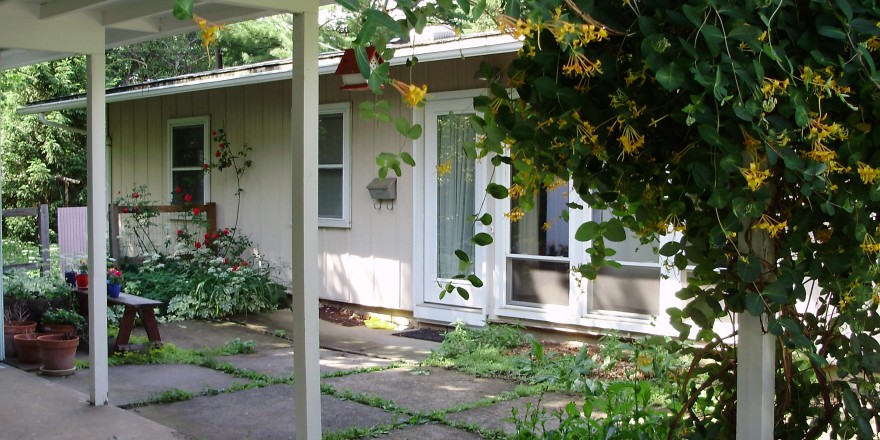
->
xmin=422 ymin=97 xmax=488 ymax=310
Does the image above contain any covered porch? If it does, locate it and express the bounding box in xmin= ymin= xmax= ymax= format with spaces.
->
xmin=0 ymin=0 xmax=325 ymax=437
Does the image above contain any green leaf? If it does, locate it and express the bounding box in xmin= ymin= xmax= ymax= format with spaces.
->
xmin=336 ymin=0 xmax=361 ymax=11
xmin=478 ymin=213 xmax=492 ymax=225
xmin=834 ymin=0 xmax=853 ymax=21
xmin=778 ymin=316 xmax=811 ymax=348
xmin=817 ymin=25 xmax=847 ymax=40
xmin=400 ymin=152 xmax=416 ymax=167
xmin=701 ymin=24 xmax=724 ymax=57
xmin=454 ymin=249 xmax=470 ymax=263
xmin=575 ymin=221 xmax=601 ymax=242
xmin=486 ymin=183 xmax=509 ymax=199
xmin=456 ymin=0 xmax=470 ymax=15
xmin=455 ymin=287 xmax=470 ymax=300
xmin=472 ymin=232 xmax=493 ymax=246
xmin=394 ymin=116 xmax=410 ymax=137
xmin=659 ymin=241 xmax=681 ymax=257
xmin=745 ymin=292 xmax=764 ymax=316
xmin=173 ymin=0 xmax=193 ymax=20
xmin=682 ymin=4 xmax=706 ymax=27
xmin=467 ymin=275 xmax=483 ymax=288
xmin=406 ymin=124 xmax=422 ymax=140
xmin=737 ymin=256 xmax=761 ymax=283
xmin=655 ymin=62 xmax=685 ymax=91
xmin=364 ymin=9 xmax=403 ymax=35
xmin=603 ymin=219 xmax=627 ymax=242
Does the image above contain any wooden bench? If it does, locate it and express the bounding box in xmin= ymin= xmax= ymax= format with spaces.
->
xmin=74 ymin=289 xmax=163 ymax=352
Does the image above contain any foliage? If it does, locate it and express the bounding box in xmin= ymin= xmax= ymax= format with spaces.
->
xmin=426 ymin=323 xmax=533 ymax=377
xmin=2 ymin=270 xmax=71 ymax=301
xmin=41 ymin=307 xmax=85 ymax=330
xmin=349 ymin=0 xmax=880 ymax=437
xmin=512 ymin=383 xmax=676 ymax=439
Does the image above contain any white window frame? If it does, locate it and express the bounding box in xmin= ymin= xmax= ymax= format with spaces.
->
xmin=318 ymin=102 xmax=351 ymax=228
xmin=167 ymin=116 xmax=211 ymax=204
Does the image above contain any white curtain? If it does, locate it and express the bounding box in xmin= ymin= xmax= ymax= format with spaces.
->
xmin=436 ymin=114 xmax=475 ymax=279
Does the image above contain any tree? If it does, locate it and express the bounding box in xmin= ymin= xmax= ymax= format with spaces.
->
xmin=345 ymin=0 xmax=880 ymax=438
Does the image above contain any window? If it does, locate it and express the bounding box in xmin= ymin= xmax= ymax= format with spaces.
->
xmin=168 ymin=116 xmax=210 ymax=204
xmin=319 ymin=103 xmax=351 ymax=227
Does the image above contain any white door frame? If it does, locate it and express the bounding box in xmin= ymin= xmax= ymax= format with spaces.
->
xmin=413 ymin=89 xmax=491 ymax=326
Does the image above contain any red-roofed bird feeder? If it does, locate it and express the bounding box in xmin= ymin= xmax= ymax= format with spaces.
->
xmin=334 ymin=47 xmax=382 ymax=91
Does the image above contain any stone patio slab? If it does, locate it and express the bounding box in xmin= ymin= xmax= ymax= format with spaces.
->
xmin=323 ymin=367 xmax=517 ymax=413
xmin=371 ymin=423 xmax=483 ymax=439
xmin=134 ymin=384 xmax=398 ymax=440
xmin=130 ymin=319 xmax=292 ymax=351
xmin=223 ymin=347 xmax=395 ymax=377
xmin=43 ymin=364 xmax=250 ymax=407
xmin=445 ymin=392 xmax=581 ymax=434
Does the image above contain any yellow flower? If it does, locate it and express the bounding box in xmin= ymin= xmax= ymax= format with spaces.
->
xmin=505 ymin=206 xmax=525 ymax=222
xmin=858 ymin=162 xmax=880 ymax=185
xmin=542 ymin=222 xmax=551 ymax=231
xmin=435 ymin=160 xmax=452 ymax=176
xmin=753 ymin=214 xmax=787 ymax=238
xmin=741 ymin=162 xmax=771 ymax=191
xmin=860 ymin=234 xmax=880 ymax=254
xmin=618 ymin=125 xmax=645 ymax=158
xmin=508 ymin=184 xmax=526 ymax=199
xmin=392 ymin=80 xmax=427 ymax=108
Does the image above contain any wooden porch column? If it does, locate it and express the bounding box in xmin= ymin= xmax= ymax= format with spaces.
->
xmin=736 ymin=312 xmax=774 ymax=439
xmin=290 ymin=6 xmax=321 ymax=440
xmin=86 ymin=50 xmax=109 ymax=406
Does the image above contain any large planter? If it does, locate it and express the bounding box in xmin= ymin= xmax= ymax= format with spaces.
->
xmin=13 ymin=332 xmax=48 ymax=364
xmin=41 ymin=322 xmax=77 ymax=338
xmin=37 ymin=333 xmax=79 ymax=375
xmin=3 ymin=320 xmax=37 ymax=357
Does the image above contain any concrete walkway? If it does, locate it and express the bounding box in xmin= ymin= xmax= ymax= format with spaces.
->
xmin=1 ymin=309 xmax=578 ymax=439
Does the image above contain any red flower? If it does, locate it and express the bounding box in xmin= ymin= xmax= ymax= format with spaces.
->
xmin=232 ymin=265 xmax=239 ymax=271
xmin=177 ymin=229 xmax=183 ymax=236
xmin=212 ymin=131 xmax=217 ymax=135
xmin=211 ymin=233 xmax=219 ymax=239
xmin=184 ymin=194 xmax=193 ymax=203
xmin=132 ymin=192 xmax=139 ymax=198
xmin=134 ymin=206 xmax=140 ymax=212
xmin=204 ymin=233 xmax=211 ymax=240
xmin=223 ymin=258 xmax=229 ymax=264
xmin=193 ymin=208 xmax=201 ymax=216
xmin=175 ymin=186 xmax=182 ymax=193
xmin=241 ymin=261 xmax=249 ymax=267
xmin=202 ymin=163 xmax=209 ymax=169
xmin=194 ymin=241 xmax=202 ymax=249
xmin=122 ymin=207 xmax=129 ymax=213
xmin=220 ymin=143 xmax=226 ymax=148
xmin=223 ymin=229 xmax=230 ymax=235
xmin=215 ymin=150 xmax=221 ymax=157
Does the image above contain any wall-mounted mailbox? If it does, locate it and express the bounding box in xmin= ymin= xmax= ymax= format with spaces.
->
xmin=367 ymin=177 xmax=397 ymax=200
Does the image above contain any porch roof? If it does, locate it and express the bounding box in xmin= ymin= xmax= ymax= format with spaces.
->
xmin=17 ymin=32 xmax=521 ymax=115
xmin=0 ymin=0 xmax=331 ymax=70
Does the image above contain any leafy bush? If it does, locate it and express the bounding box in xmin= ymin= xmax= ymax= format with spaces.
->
xmin=3 ymin=270 xmax=71 ymax=300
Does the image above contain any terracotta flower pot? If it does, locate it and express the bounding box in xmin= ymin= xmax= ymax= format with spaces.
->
xmin=13 ymin=332 xmax=49 ymax=364
xmin=3 ymin=320 xmax=37 ymax=357
xmin=37 ymin=333 xmax=79 ymax=373
xmin=41 ymin=323 xmax=77 ymax=338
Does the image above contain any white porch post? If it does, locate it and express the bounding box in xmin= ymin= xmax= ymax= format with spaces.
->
xmin=290 ymin=6 xmax=321 ymax=440
xmin=736 ymin=312 xmax=774 ymax=439
xmin=86 ymin=51 xmax=109 ymax=406
xmin=0 ymin=51 xmax=4 ymax=362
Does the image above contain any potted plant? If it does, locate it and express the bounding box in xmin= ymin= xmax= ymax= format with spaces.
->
xmin=37 ymin=333 xmax=79 ymax=375
xmin=13 ymin=331 xmax=49 ymax=364
xmin=107 ymin=268 xmax=123 ymax=298
xmin=40 ymin=307 xmax=85 ymax=338
xmin=75 ymin=260 xmax=89 ymax=289
xmin=3 ymin=303 xmax=36 ymax=357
